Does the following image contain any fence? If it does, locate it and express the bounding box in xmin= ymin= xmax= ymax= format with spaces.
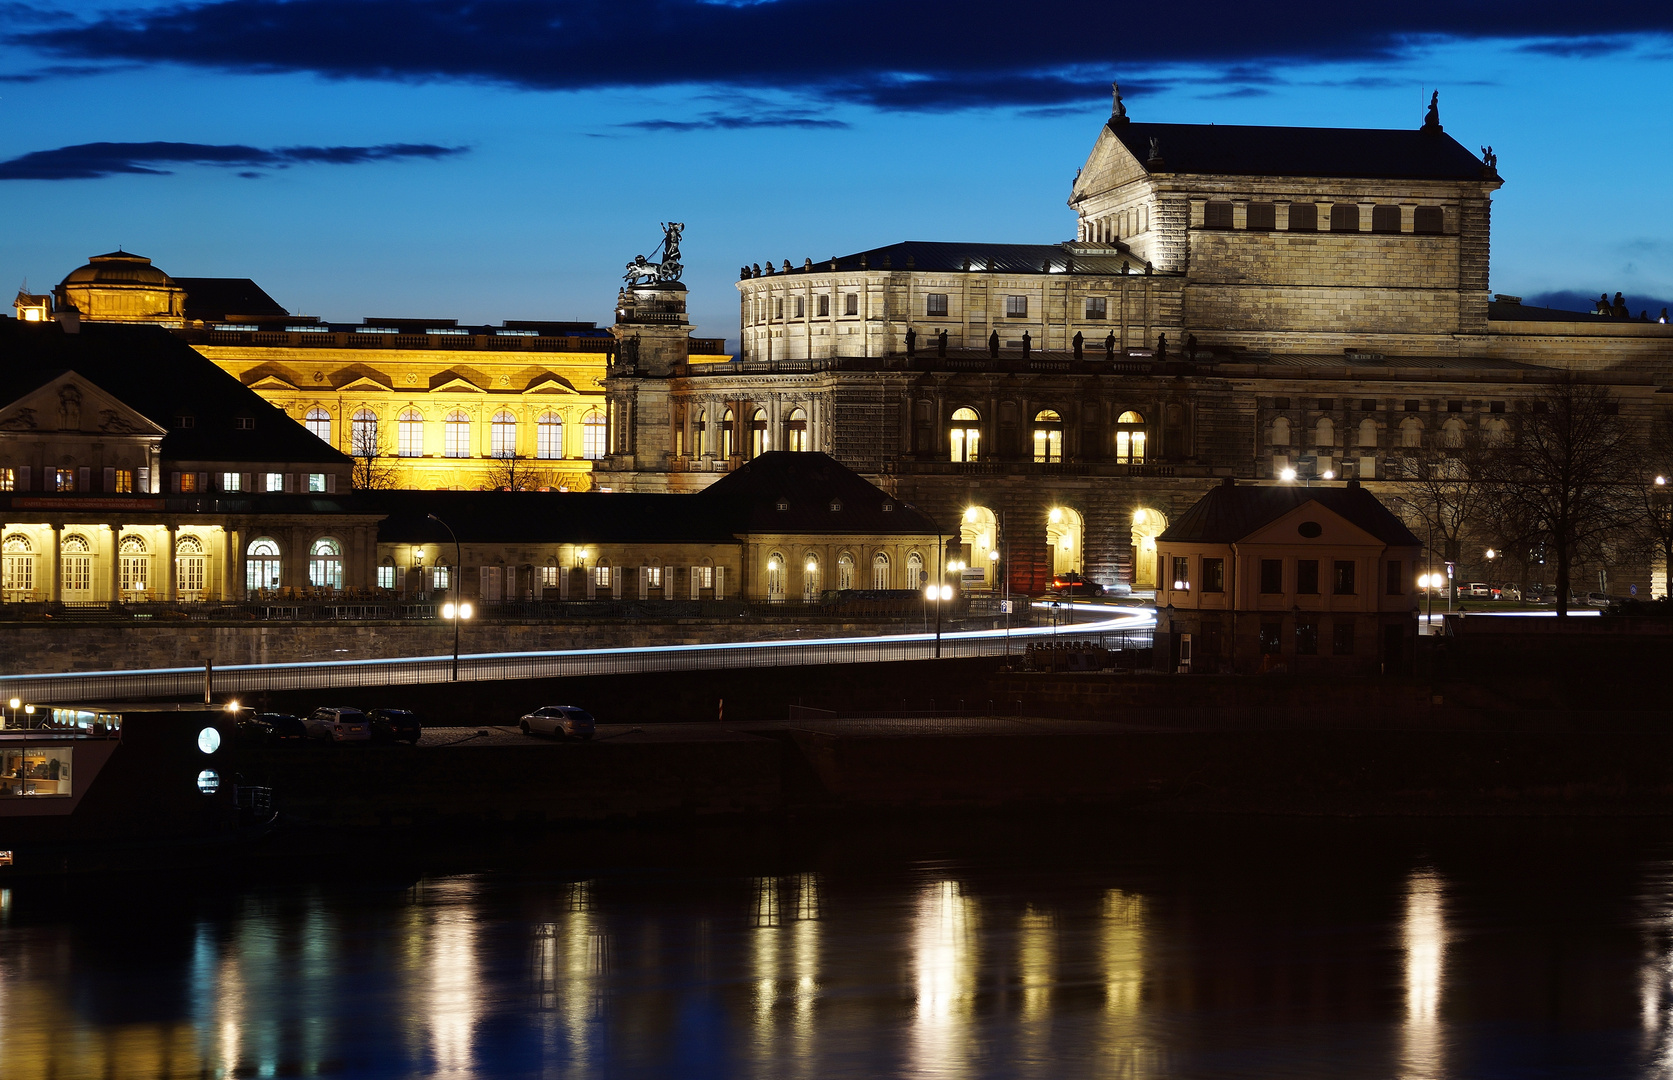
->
xmin=1 ymin=608 xmax=1155 ymax=704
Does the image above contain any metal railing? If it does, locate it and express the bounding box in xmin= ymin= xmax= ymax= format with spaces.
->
xmin=1 ymin=607 xmax=1155 ymax=704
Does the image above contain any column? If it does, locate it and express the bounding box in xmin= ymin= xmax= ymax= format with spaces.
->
xmin=225 ymin=527 xmax=242 ymax=600
xmin=109 ymin=524 xmax=122 ymax=602
xmin=166 ymin=524 xmax=178 ymax=602
xmin=49 ymin=523 xmax=62 ymax=604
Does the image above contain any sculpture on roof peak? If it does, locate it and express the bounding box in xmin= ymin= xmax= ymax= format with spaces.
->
xmin=1422 ymin=90 xmax=1442 ymax=133
xmin=1480 ymin=145 xmax=1497 ymax=170
xmin=623 ymin=221 xmax=686 ymax=286
xmin=1111 ymin=81 xmax=1129 ymax=124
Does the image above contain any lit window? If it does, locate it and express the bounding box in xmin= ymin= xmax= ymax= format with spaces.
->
xmin=246 ymin=538 xmax=282 ymax=591
xmin=427 ymin=327 xmax=469 ymax=336
xmin=582 ymin=410 xmax=607 ymax=460
xmin=377 ymin=564 xmax=396 ymax=589
xmin=444 ymin=411 xmax=471 ymax=458
xmin=55 ymin=469 xmax=75 ymax=492
xmin=949 ymin=407 xmax=980 ymax=462
xmin=398 ymin=409 xmax=424 ymax=457
xmin=537 ymin=412 xmax=563 ymax=459
xmin=594 ymin=564 xmax=611 ymax=587
xmin=0 ymin=468 xmax=12 ymax=492
xmin=305 ymin=408 xmax=330 ymax=443
xmin=491 ymin=410 xmax=517 ymax=459
xmin=1032 ymin=409 xmax=1062 ymax=463
xmin=308 ymin=473 xmax=326 ymax=492
xmin=265 ymin=473 xmax=283 ymax=492
xmin=540 ymin=565 xmax=559 ymax=587
xmin=309 ymin=537 xmax=344 ymax=590
xmin=497 ymin=328 xmax=538 ymax=337
xmin=644 ymin=566 xmax=662 ymax=588
xmin=1115 ymin=410 xmax=1145 ymax=463
xmin=351 ymin=408 xmax=379 ymax=456
xmin=433 ymin=566 xmax=451 ymax=591
xmin=113 ymin=469 xmax=134 ymax=493
xmin=178 ymin=472 xmax=198 ymax=493
xmin=221 ymin=472 xmax=242 ymax=492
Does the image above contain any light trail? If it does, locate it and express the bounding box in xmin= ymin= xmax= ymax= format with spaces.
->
xmin=2 ymin=605 xmax=1156 ymax=704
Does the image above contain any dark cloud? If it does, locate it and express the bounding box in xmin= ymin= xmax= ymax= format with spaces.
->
xmin=0 ymin=140 xmax=467 ymax=180
xmin=1517 ymin=35 xmax=1638 ymax=57
xmin=1523 ymin=289 xmax=1673 ymax=318
xmin=0 ymin=62 xmax=139 ymax=83
xmin=622 ymin=111 xmax=848 ymax=131
xmin=20 ymin=0 xmax=1673 ymax=111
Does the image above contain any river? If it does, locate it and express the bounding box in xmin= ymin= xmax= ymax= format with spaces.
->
xmin=2 ymin=815 xmax=1669 ymax=1078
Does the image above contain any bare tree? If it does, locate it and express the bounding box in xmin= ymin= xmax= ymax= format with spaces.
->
xmin=349 ymin=425 xmax=400 ymax=491
xmin=1387 ymin=432 xmax=1490 ymax=597
xmin=1476 ymin=375 xmax=1637 ymax=616
xmin=480 ymin=453 xmax=551 ymax=492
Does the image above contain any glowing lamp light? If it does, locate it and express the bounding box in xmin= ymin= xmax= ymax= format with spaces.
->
xmin=24 ymin=705 xmax=33 ymax=716
xmin=988 ymin=549 xmax=999 ymax=561
xmin=442 ymin=602 xmax=456 ymax=619
xmin=1049 ymin=507 xmax=1063 ymax=523
xmin=224 ymin=699 xmax=240 ymax=712
xmin=940 ymin=584 xmax=954 ymax=600
xmin=964 ymin=507 xmax=978 ymax=523
xmin=805 ymin=559 xmax=817 ymax=572
xmin=1658 ymin=476 xmax=1668 ymax=486
xmin=1280 ymin=467 xmax=1297 ymax=482
xmin=767 ymin=558 xmax=779 ymax=571
xmin=1321 ymin=470 xmax=1335 ymax=480
xmin=459 ymin=602 xmax=473 ymax=619
xmin=925 ymin=585 xmax=938 ymax=601
xmin=1485 ymin=549 xmax=1496 ymax=560
xmin=8 ymin=698 xmax=18 ymax=710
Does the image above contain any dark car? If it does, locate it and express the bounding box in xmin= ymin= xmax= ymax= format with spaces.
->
xmin=368 ymin=708 xmax=423 ymax=744
xmin=236 ymin=712 xmax=307 ymax=744
xmin=1049 ymin=573 xmax=1106 ymax=598
xmin=518 ymin=706 xmax=597 ymax=740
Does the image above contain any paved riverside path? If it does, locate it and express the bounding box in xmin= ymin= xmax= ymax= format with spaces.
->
xmin=6 ymin=604 xmax=1153 ymax=704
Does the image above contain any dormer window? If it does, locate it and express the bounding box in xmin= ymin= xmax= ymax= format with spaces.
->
xmin=776 ymin=498 xmax=790 ymax=511
xmin=829 ymin=499 xmax=842 ymax=512
xmin=882 ymin=501 xmax=895 ymax=512
xmin=176 ymin=416 xmax=195 ymax=429
xmin=235 ymin=417 xmax=255 ymax=430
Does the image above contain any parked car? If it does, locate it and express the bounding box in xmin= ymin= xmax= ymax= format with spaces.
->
xmin=368 ymin=708 xmax=423 ymax=744
xmin=1460 ymin=582 xmax=1493 ymax=598
xmin=1049 ymin=573 xmax=1106 ymax=598
xmin=518 ymin=706 xmax=597 ymax=740
xmin=1491 ymin=584 xmax=1521 ymax=601
xmin=236 ymin=712 xmax=306 ymax=744
xmin=306 ymin=706 xmax=370 ymax=742
xmin=1585 ymin=591 xmax=1613 ymax=608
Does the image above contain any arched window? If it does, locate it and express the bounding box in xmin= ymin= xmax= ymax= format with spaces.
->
xmin=766 ymin=551 xmax=786 ymax=601
xmin=1484 ymin=417 xmax=1509 ymax=447
xmin=246 ymin=537 xmax=281 ymax=592
xmin=491 ymin=410 xmax=517 ymax=458
xmin=721 ymin=409 xmax=737 ymax=459
xmin=693 ymin=410 xmax=708 ymax=457
xmin=749 ymin=408 xmax=768 ymax=458
xmin=1047 ymin=506 xmax=1084 ymax=577
xmin=176 ymin=535 xmax=206 ymax=597
xmin=119 ymin=534 xmax=150 ymax=593
xmin=1115 ymin=409 xmax=1146 ymax=463
xmin=1033 ymin=409 xmax=1063 ymax=463
xmin=961 ymin=506 xmax=998 ymax=588
xmin=582 ymin=409 xmax=607 ymax=460
xmin=350 ymin=408 xmax=378 ymax=457
xmin=1357 ymin=418 xmax=1378 ymax=448
xmin=60 ymin=534 xmax=92 ymax=596
xmin=837 ymin=552 xmax=855 ymax=591
xmin=949 ymin=407 xmax=981 ymax=462
xmin=398 ymin=408 xmax=424 ymax=457
xmin=1371 ymin=205 xmax=1402 ymax=234
xmin=1270 ymin=417 xmax=1292 ymax=446
xmin=802 ymin=552 xmax=820 ymax=601
xmin=786 ymin=407 xmax=808 ymax=452
xmin=444 ymin=410 xmax=471 ymax=458
xmin=871 ymin=551 xmax=890 ymax=590
xmin=1315 ymin=417 xmax=1335 ymax=448
xmin=1400 ymin=417 xmax=1424 ymax=448
xmin=537 ymin=412 xmax=564 ymax=459
xmin=309 ymin=537 xmax=343 ymax=590
xmin=305 ymin=407 xmax=331 ymax=444
xmin=1131 ymin=508 xmax=1168 ymax=589
xmin=1441 ymin=417 xmax=1465 ymax=449
xmin=2 ymin=533 xmax=35 ymax=598
xmin=906 ymin=551 xmax=924 ymax=591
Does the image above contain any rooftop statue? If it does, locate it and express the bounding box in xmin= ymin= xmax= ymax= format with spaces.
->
xmin=623 ymin=222 xmax=687 ymax=286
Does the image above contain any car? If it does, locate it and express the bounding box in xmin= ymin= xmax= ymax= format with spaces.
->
xmin=1585 ymin=591 xmax=1613 ymax=608
xmin=1049 ymin=573 xmax=1106 ymax=598
xmin=368 ymin=708 xmax=423 ymax=744
xmin=1461 ymin=582 xmax=1493 ymax=598
xmin=236 ymin=712 xmax=307 ymax=743
xmin=306 ymin=707 xmax=371 ymax=742
xmin=1492 ymin=584 xmax=1521 ymax=601
xmin=518 ymin=706 xmax=597 ymax=740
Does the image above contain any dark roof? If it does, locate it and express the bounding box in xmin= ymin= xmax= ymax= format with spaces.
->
xmin=702 ymin=452 xmax=939 ymax=534
xmin=1159 ymin=480 xmax=1421 ymax=547
xmin=1108 ymin=121 xmax=1491 ymax=182
xmin=0 ymin=320 xmax=347 ymax=465
xmin=810 ymin=241 xmax=1137 ymax=276
xmin=174 ymin=277 xmax=289 ymax=321
xmin=370 ymin=453 xmax=936 ymax=545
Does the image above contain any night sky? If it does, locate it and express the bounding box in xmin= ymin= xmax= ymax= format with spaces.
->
xmin=3 ymin=1 xmax=1671 ymax=344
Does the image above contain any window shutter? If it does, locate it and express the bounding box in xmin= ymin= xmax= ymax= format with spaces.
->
xmin=664 ymin=567 xmax=675 ymax=599
xmin=17 ymin=466 xmax=29 ymax=491
xmin=612 ymin=572 xmax=623 ymax=600
xmin=690 ymin=568 xmax=700 ymax=600
xmin=78 ymin=466 xmax=90 ymax=491
xmin=197 ymin=472 xmax=208 ymax=492
xmin=137 ymin=466 xmax=149 ymax=493
xmin=284 ymin=473 xmax=296 ymax=493
xmin=586 ymin=570 xmax=597 ymax=600
xmin=326 ymin=474 xmax=336 ymax=493
xmin=103 ymin=467 xmax=115 ymax=491
xmin=638 ymin=570 xmax=648 ymax=601
xmin=559 ymin=566 xmax=570 ymax=600
xmin=242 ymin=472 xmax=252 ymax=492
xmin=171 ymin=471 xmax=182 ymax=493
xmin=715 ymin=566 xmax=726 ymax=600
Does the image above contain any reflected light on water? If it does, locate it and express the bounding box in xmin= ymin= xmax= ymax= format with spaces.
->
xmin=1402 ymin=868 xmax=1448 ymax=1080
xmin=427 ymin=883 xmax=480 ymax=1076
xmin=1099 ymin=889 xmax=1159 ymax=1079
xmin=912 ymin=880 xmax=977 ymax=1080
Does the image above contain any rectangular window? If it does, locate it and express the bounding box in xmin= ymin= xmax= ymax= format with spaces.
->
xmin=844 ymin=293 xmax=859 ymax=316
xmin=221 ymin=472 xmax=242 ymax=492
xmin=774 ymin=298 xmax=783 ymax=319
xmin=1386 ymin=560 xmax=1404 ymax=595
xmin=1330 ymin=203 xmax=1361 ymax=231
xmin=1405 ymin=400 xmax=1421 ymax=413
xmin=1295 ymin=620 xmax=1319 ymax=655
xmin=1361 ymin=399 xmax=1378 ymax=412
xmin=54 ymin=468 xmax=75 ymax=493
xmin=1297 ymin=559 xmax=1320 ymax=595
xmin=1413 ymin=206 xmax=1444 ymax=234
xmin=1202 ymin=557 xmax=1225 ymax=593
xmin=1288 ymin=203 xmax=1318 ymax=231
xmin=1490 ymin=400 xmax=1506 ymax=414
xmin=817 ymin=295 xmax=830 ymax=317
xmin=1084 ymin=296 xmax=1107 ymax=320
xmin=308 ymin=473 xmax=326 ymax=492
xmin=540 ymin=566 xmax=559 ymax=588
xmin=399 ymin=419 xmax=424 ymax=457
xmin=1171 ymin=556 xmax=1190 ymax=589
xmin=1005 ymin=295 xmax=1028 ymax=318
xmin=1333 ymin=622 xmax=1356 ymax=656
xmin=176 ymin=416 xmax=195 ymax=429
xmin=0 ymin=467 xmax=11 ymax=492
xmin=1246 ymin=202 xmax=1276 ymax=230
xmin=1273 ymin=397 xmax=1291 ymax=410
xmin=644 ymin=566 xmax=662 ymax=588
xmin=433 ymin=566 xmax=451 ymax=592
xmin=265 ymin=472 xmax=283 ymax=491
xmin=1260 ymin=559 xmax=1283 ymax=594
xmin=1259 ymin=621 xmax=1282 ymax=654
xmin=0 ymin=745 xmax=73 ymax=797
xmin=112 ymin=469 xmax=134 ymax=493
xmin=1203 ymin=201 xmax=1234 ymax=229
xmin=1315 ymin=398 xmax=1333 ymax=411
xmin=926 ymin=293 xmax=949 ymax=317
xmin=1447 ymin=400 xmax=1463 ymax=413
xmin=445 ymin=420 xmax=470 ymax=458
xmin=594 ymin=565 xmax=611 ymax=587
xmin=377 ymin=565 xmax=395 ymax=589
xmin=178 ymin=472 xmax=198 ymax=493
xmin=235 ymin=417 xmax=255 ymax=430
xmin=795 ymin=296 xmax=805 ymax=318
xmin=1334 ymin=560 xmax=1356 ymax=595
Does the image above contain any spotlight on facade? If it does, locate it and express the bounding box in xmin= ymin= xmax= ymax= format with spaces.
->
xmin=1280 ymin=467 xmax=1297 ymax=482
xmin=964 ymin=507 xmax=978 ymax=523
xmin=459 ymin=602 xmax=473 ymax=619
xmin=442 ymin=602 xmax=457 ymax=619
xmin=1049 ymin=507 xmax=1063 ymax=523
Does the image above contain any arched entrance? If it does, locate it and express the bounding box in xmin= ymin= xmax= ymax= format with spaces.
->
xmin=1046 ymin=506 xmax=1083 ymax=578
xmin=961 ymin=505 xmax=998 ymax=589
xmin=1131 ymin=508 xmax=1168 ymax=589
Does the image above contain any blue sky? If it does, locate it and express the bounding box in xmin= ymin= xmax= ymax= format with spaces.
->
xmin=3 ymin=1 xmax=1671 ymax=345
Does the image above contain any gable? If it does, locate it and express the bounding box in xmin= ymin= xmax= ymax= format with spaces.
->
xmin=0 ymin=370 xmax=166 ymax=437
xmin=1073 ymin=125 xmax=1152 ymax=205
xmin=1239 ymin=501 xmax=1389 ymax=549
xmin=430 ymin=373 xmax=486 ymax=393
xmin=246 ymin=373 xmax=300 ymax=391
xmin=525 ymin=374 xmax=579 ymax=394
xmin=337 ymin=373 xmax=393 ymax=392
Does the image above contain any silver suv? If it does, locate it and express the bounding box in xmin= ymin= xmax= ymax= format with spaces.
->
xmin=307 ymin=706 xmax=371 ymax=742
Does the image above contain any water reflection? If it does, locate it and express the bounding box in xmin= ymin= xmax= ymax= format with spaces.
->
xmin=911 ymin=880 xmax=978 ymax=1079
xmin=1100 ymin=889 xmax=1158 ymax=1079
xmin=1401 ymin=868 xmax=1448 ymax=1080
xmin=427 ymin=883 xmax=479 ymax=1075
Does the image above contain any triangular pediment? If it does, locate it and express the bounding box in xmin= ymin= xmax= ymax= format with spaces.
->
xmin=1072 ymin=124 xmax=1153 ymax=205
xmin=1239 ymin=501 xmax=1384 ymax=549
xmin=430 ymin=373 xmax=486 ymax=393
xmin=0 ymin=370 xmax=166 ymax=436
xmin=337 ymin=373 xmax=393 ymax=392
xmin=525 ymin=374 xmax=578 ymax=394
xmin=247 ymin=373 xmax=299 ymax=390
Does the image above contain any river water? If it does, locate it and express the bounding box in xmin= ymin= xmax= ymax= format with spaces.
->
xmin=4 ymin=815 xmax=1672 ymax=1078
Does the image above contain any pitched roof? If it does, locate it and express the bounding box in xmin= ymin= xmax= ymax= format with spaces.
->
xmin=806 ymin=241 xmax=1137 ymax=276
xmin=0 ymin=320 xmax=347 ymax=465
xmin=174 ymin=277 xmax=289 ymax=321
xmin=1159 ymin=480 xmax=1421 ymax=547
xmin=702 ymin=452 xmax=939 ymax=534
xmin=1107 ymin=121 xmax=1491 ymax=182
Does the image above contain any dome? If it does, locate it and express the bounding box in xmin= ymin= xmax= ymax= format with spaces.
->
xmin=60 ymin=250 xmax=178 ymax=288
xmin=55 ymin=250 xmax=187 ymax=325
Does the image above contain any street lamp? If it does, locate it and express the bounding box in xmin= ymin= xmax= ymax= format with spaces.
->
xmin=427 ymin=513 xmax=468 ymax=680
xmin=1417 ymin=573 xmax=1437 ymax=631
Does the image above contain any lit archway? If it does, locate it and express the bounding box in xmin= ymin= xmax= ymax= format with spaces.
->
xmin=1033 ymin=410 xmax=1063 ymax=463
xmin=1131 ymin=508 xmax=1168 ymax=589
xmin=950 ymin=407 xmax=980 ymax=462
xmin=961 ymin=505 xmax=998 ymax=589
xmin=1046 ymin=505 xmax=1084 ymax=578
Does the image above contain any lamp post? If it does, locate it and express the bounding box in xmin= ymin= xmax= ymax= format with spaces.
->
xmin=5 ymin=697 xmax=16 ymax=730
xmin=427 ymin=513 xmax=470 ymax=680
xmin=1418 ymin=573 xmax=1436 ymax=633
